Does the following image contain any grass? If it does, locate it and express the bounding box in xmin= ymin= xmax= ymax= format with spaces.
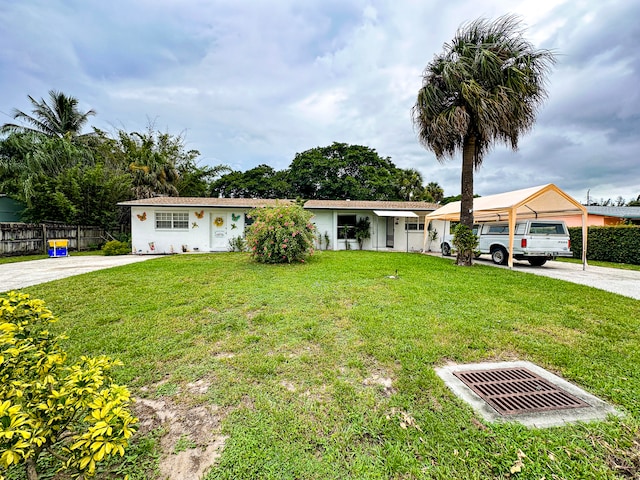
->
xmin=8 ymin=251 xmax=640 ymax=479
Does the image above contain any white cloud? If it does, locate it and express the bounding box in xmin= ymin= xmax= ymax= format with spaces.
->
xmin=1 ymin=0 xmax=638 ymax=202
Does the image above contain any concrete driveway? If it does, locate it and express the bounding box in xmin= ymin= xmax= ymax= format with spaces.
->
xmin=472 ymin=257 xmax=640 ymax=300
xmin=0 ymin=255 xmax=161 ymax=292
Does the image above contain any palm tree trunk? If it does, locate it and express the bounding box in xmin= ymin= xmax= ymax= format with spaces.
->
xmin=26 ymin=458 xmax=39 ymax=480
xmin=457 ymin=135 xmax=476 ymax=266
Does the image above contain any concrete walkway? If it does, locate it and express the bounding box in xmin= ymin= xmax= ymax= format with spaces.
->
xmin=469 ymin=256 xmax=640 ymax=300
xmin=0 ymin=255 xmax=161 ymax=292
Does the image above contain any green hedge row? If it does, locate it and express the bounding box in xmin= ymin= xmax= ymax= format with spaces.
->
xmin=568 ymin=226 xmax=640 ymax=265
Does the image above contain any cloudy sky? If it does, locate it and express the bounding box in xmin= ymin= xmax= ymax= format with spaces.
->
xmin=1 ymin=0 xmax=638 ymax=203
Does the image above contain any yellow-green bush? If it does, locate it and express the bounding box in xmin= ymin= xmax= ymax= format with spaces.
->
xmin=0 ymin=292 xmax=137 ymax=480
xmin=102 ymin=240 xmax=131 ymax=256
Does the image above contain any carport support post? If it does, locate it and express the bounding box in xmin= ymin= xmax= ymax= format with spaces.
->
xmin=507 ymin=209 xmax=515 ymax=268
xmin=581 ymin=211 xmax=588 ymax=270
xmin=423 ymin=219 xmax=431 ymax=251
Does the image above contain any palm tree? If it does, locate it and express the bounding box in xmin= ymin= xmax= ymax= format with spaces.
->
xmin=424 ymin=181 xmax=444 ymax=204
xmin=412 ymin=15 xmax=555 ymax=265
xmin=1 ymin=90 xmax=96 ymax=139
xmin=396 ymin=168 xmax=424 ymax=200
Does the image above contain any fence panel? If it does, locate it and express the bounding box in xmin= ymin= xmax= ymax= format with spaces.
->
xmin=0 ymin=223 xmax=106 ymax=256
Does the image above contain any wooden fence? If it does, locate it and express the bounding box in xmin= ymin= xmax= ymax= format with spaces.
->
xmin=0 ymin=223 xmax=107 ymax=256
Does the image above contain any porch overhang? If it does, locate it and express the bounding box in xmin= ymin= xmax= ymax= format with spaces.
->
xmin=373 ymin=210 xmax=418 ymax=217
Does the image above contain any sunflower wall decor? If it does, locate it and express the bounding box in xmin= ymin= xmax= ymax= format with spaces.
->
xmin=214 ymin=216 xmax=224 ymax=227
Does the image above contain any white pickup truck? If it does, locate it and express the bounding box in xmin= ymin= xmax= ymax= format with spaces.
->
xmin=440 ymin=220 xmax=573 ymax=266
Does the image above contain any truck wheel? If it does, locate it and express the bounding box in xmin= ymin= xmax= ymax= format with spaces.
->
xmin=528 ymin=257 xmax=547 ymax=267
xmin=491 ymin=247 xmax=508 ymax=265
xmin=441 ymin=243 xmax=451 ymax=256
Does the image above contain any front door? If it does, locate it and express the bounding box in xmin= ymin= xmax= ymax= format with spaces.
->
xmin=210 ymin=212 xmax=228 ymax=251
xmin=386 ymin=217 xmax=394 ymax=248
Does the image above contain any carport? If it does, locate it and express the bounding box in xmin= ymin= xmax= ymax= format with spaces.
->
xmin=424 ymin=184 xmax=588 ymax=269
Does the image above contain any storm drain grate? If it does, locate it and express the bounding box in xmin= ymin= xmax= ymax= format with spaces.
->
xmin=452 ymin=367 xmax=590 ymax=415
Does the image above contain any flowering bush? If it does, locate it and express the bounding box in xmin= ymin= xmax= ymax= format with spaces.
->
xmin=245 ymin=204 xmax=317 ymax=263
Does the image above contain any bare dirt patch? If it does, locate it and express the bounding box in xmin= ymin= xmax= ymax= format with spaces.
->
xmin=133 ymin=379 xmax=228 ymax=480
xmin=363 ymin=371 xmax=396 ymax=397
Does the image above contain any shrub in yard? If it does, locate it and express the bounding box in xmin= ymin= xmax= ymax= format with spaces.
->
xmin=228 ymin=235 xmax=247 ymax=252
xmin=0 ymin=292 xmax=137 ymax=480
xmin=452 ymin=223 xmax=479 ymax=265
xmin=245 ymin=204 xmax=317 ymax=263
xmin=102 ymin=240 xmax=130 ymax=256
xmin=569 ymin=225 xmax=640 ymax=265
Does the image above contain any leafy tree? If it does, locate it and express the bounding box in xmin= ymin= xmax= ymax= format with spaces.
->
xmin=176 ymin=162 xmax=229 ymax=197
xmin=210 ymin=164 xmax=290 ymax=198
xmin=628 ymin=195 xmax=640 ymax=207
xmin=0 ymin=292 xmax=137 ymax=480
xmin=412 ymin=15 xmax=555 ymax=265
xmin=287 ymin=142 xmax=399 ymax=200
xmin=1 ymin=90 xmax=95 ymax=139
xmin=0 ymin=134 xmax=95 ymax=209
xmin=245 ymin=204 xmax=317 ymax=263
xmin=22 ymin=165 xmax=131 ymax=228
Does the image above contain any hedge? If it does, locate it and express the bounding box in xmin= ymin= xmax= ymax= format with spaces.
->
xmin=568 ymin=225 xmax=640 ymax=265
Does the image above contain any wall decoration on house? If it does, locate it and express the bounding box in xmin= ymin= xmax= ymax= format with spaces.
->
xmin=214 ymin=216 xmax=224 ymax=227
xmin=195 ymin=210 xmax=204 ymax=219
xmin=192 ymin=222 xmax=199 ymax=228
xmin=231 ymin=223 xmax=237 ymax=230
xmin=137 ymin=212 xmax=147 ymax=221
xmin=231 ymin=213 xmax=241 ymax=222
xmin=148 ymin=242 xmax=155 ymax=251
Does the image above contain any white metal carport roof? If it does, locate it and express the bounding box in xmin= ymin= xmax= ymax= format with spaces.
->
xmin=424 ymin=184 xmax=588 ymax=269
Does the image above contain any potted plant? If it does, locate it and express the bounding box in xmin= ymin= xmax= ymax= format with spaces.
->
xmin=354 ymin=217 xmax=371 ymax=250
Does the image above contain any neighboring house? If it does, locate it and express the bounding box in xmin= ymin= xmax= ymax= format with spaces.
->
xmin=559 ymin=206 xmax=640 ymax=227
xmin=0 ymin=195 xmax=25 ymax=223
xmin=119 ymin=197 xmax=441 ymax=254
xmin=304 ymin=199 xmax=439 ymax=252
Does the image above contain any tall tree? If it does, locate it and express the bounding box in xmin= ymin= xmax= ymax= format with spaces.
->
xmin=1 ymin=90 xmax=96 ymax=139
xmin=396 ymin=168 xmax=425 ymax=201
xmin=210 ymin=164 xmax=289 ymax=198
xmin=412 ymin=15 xmax=555 ymax=265
xmin=116 ymin=128 xmax=196 ymax=199
xmin=287 ymin=142 xmax=399 ymax=200
xmin=424 ymin=181 xmax=444 ymax=203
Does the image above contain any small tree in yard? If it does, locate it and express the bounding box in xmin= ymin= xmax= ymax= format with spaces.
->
xmin=0 ymin=292 xmax=137 ymax=480
xmin=245 ymin=204 xmax=317 ymax=263
xmin=452 ymin=224 xmax=479 ymax=265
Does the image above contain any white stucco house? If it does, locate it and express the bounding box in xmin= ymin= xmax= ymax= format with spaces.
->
xmin=304 ymin=199 xmax=440 ymax=252
xmin=118 ymin=197 xmax=444 ymax=254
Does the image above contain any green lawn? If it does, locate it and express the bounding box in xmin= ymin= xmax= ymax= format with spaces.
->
xmin=10 ymin=251 xmax=640 ymax=479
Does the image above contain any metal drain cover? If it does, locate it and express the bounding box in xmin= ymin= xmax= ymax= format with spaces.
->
xmin=436 ymin=361 xmax=620 ymax=427
xmin=452 ymin=367 xmax=589 ymax=415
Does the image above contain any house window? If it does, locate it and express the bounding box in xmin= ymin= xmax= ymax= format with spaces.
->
xmin=404 ymin=216 xmax=425 ymax=231
xmin=337 ymin=214 xmax=356 ymax=240
xmin=155 ymin=212 xmax=189 ymax=230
